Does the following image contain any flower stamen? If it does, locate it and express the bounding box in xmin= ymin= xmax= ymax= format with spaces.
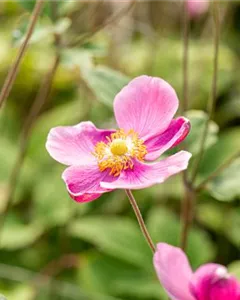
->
xmin=93 ymin=129 xmax=147 ymax=176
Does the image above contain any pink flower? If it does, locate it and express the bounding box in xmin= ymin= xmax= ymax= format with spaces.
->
xmin=154 ymin=243 xmax=240 ymax=300
xmin=187 ymin=0 xmax=209 ymax=18
xmin=46 ymin=76 xmax=191 ymax=203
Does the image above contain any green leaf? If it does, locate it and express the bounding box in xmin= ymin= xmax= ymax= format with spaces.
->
xmin=223 ymin=208 xmax=240 ymax=247
xmin=27 ymin=99 xmax=87 ymax=165
xmin=19 ymin=0 xmax=51 ymax=17
xmin=196 ymin=202 xmax=226 ymax=232
xmin=228 ymin=261 xmax=240 ymax=280
xmin=78 ymin=254 xmax=166 ymax=300
xmin=207 ymin=157 xmax=240 ymax=201
xmin=215 ymin=97 xmax=240 ymax=127
xmin=68 ymin=216 xmax=152 ymax=270
xmin=197 ymin=128 xmax=240 ymax=183
xmin=81 ymin=66 xmax=130 ymax=107
xmin=1 ymin=213 xmax=44 ymax=250
xmin=184 ymin=110 xmax=219 ymax=156
xmin=13 ymin=18 xmax=71 ymax=46
xmin=147 ymin=207 xmax=216 ymax=268
xmin=32 ymin=166 xmax=80 ymax=228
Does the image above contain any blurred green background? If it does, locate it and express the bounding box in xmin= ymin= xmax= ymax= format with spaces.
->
xmin=0 ymin=1 xmax=240 ymax=299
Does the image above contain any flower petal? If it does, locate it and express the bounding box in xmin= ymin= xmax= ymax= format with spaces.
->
xmin=114 ymin=76 xmax=179 ymax=140
xmin=100 ymin=151 xmax=191 ymax=190
xmin=62 ymin=164 xmax=115 ymax=203
xmin=190 ymin=264 xmax=240 ymax=300
xmin=46 ymin=121 xmax=114 ymax=166
xmin=145 ymin=117 xmax=190 ymax=161
xmin=153 ymin=243 xmax=195 ymax=300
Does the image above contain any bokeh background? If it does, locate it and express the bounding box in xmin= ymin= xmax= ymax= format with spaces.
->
xmin=0 ymin=1 xmax=240 ymax=299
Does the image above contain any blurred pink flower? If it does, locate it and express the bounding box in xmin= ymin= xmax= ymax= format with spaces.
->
xmin=154 ymin=243 xmax=240 ymax=300
xmin=187 ymin=0 xmax=209 ymax=18
xmin=46 ymin=76 xmax=191 ymax=203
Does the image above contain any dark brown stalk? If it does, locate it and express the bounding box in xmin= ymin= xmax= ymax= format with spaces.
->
xmin=0 ymin=0 xmax=45 ymax=109
xmin=0 ymin=55 xmax=60 ymax=246
xmin=180 ymin=183 xmax=195 ymax=251
xmin=191 ymin=2 xmax=220 ymax=183
xmin=125 ymin=189 xmax=155 ymax=253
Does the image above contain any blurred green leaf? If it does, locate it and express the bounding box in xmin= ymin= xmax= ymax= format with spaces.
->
xmin=197 ymin=128 xmax=240 ymax=183
xmin=27 ymin=99 xmax=86 ymax=165
xmin=147 ymin=207 xmax=216 ymax=268
xmin=1 ymin=213 xmax=44 ymax=250
xmin=215 ymin=97 xmax=240 ymax=127
xmin=81 ymin=66 xmax=129 ymax=107
xmin=185 ymin=110 xmax=219 ymax=156
xmin=228 ymin=261 xmax=240 ymax=280
xmin=32 ymin=166 xmax=78 ymax=228
xmin=78 ymin=254 xmax=166 ymax=300
xmin=19 ymin=0 xmax=51 ymax=17
xmin=13 ymin=18 xmax=71 ymax=46
xmin=197 ymin=202 xmax=226 ymax=232
xmin=68 ymin=216 xmax=152 ymax=270
xmin=223 ymin=208 xmax=240 ymax=247
xmin=207 ymin=157 xmax=240 ymax=201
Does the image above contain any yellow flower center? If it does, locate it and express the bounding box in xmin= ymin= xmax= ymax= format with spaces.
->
xmin=93 ymin=129 xmax=147 ymax=176
xmin=110 ymin=139 xmax=128 ymax=156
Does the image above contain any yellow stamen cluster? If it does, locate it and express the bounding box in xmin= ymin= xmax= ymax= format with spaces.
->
xmin=93 ymin=129 xmax=147 ymax=176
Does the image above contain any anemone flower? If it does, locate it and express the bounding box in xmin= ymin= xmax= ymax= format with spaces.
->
xmin=154 ymin=243 xmax=240 ymax=300
xmin=187 ymin=0 xmax=209 ymax=18
xmin=46 ymin=75 xmax=191 ymax=203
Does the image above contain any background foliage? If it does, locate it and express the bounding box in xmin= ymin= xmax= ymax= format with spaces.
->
xmin=0 ymin=1 xmax=240 ymax=299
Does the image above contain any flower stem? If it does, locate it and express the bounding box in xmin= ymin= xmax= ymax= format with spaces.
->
xmin=125 ymin=189 xmax=155 ymax=253
xmin=190 ymin=1 xmax=220 ymax=183
xmin=182 ymin=0 xmax=189 ymax=113
xmin=0 ymin=0 xmax=45 ymax=109
xmin=180 ymin=183 xmax=195 ymax=250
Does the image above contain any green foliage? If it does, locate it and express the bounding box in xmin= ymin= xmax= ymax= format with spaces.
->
xmin=0 ymin=2 xmax=240 ymax=299
xmin=81 ymin=66 xmax=130 ymax=107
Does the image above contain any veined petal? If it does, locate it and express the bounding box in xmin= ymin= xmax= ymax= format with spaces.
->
xmin=100 ymin=151 xmax=191 ymax=190
xmin=145 ymin=117 xmax=190 ymax=161
xmin=190 ymin=264 xmax=240 ymax=300
xmin=114 ymin=76 xmax=179 ymax=141
xmin=62 ymin=164 xmax=115 ymax=203
xmin=46 ymin=121 xmax=114 ymax=166
xmin=153 ymin=243 xmax=195 ymax=300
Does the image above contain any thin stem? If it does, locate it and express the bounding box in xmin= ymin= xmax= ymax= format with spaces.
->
xmin=191 ymin=1 xmax=220 ymax=183
xmin=182 ymin=0 xmax=189 ymax=113
xmin=180 ymin=186 xmax=195 ymax=250
xmin=0 ymin=0 xmax=45 ymax=109
xmin=180 ymin=0 xmax=192 ymax=250
xmin=0 ymin=55 xmax=60 ymax=246
xmin=196 ymin=151 xmax=240 ymax=192
xmin=125 ymin=189 xmax=155 ymax=253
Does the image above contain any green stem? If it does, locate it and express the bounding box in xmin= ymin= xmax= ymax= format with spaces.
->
xmin=125 ymin=189 xmax=155 ymax=253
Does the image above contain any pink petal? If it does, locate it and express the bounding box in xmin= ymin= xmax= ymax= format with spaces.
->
xmin=62 ymin=164 xmax=115 ymax=203
xmin=187 ymin=0 xmax=209 ymax=18
xmin=153 ymin=243 xmax=195 ymax=300
xmin=190 ymin=264 xmax=240 ymax=300
xmin=145 ymin=117 xmax=190 ymax=161
xmin=114 ymin=76 xmax=179 ymax=141
xmin=46 ymin=121 xmax=114 ymax=166
xmin=100 ymin=151 xmax=191 ymax=190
